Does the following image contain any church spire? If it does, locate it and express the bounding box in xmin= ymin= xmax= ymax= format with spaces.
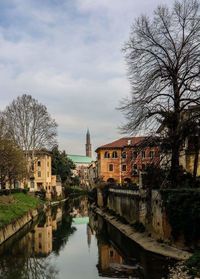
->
xmin=86 ymin=129 xmax=92 ymax=158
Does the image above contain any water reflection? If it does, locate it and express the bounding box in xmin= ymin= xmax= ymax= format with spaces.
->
xmin=0 ymin=203 xmax=76 ymax=279
xmin=0 ymin=197 xmax=174 ymax=279
xmin=89 ymin=209 xmax=175 ymax=279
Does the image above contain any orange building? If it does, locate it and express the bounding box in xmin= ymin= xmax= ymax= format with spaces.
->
xmin=95 ymin=137 xmax=160 ymax=185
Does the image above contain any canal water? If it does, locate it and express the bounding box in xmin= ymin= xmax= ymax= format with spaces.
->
xmin=0 ymin=197 xmax=175 ymax=279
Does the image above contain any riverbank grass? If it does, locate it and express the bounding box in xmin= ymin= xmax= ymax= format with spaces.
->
xmin=0 ymin=193 xmax=41 ymax=229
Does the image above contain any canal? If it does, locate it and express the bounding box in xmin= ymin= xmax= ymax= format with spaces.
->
xmin=0 ymin=197 xmax=175 ymax=279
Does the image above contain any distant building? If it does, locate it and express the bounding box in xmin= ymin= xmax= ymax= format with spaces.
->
xmin=86 ymin=129 xmax=92 ymax=158
xmin=88 ymin=161 xmax=98 ymax=188
xmin=68 ymin=130 xmax=93 ymax=187
xmin=95 ymin=137 xmax=160 ymax=185
xmin=67 ymin=154 xmax=92 ymax=186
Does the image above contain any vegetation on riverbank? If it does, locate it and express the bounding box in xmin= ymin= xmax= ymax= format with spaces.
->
xmin=64 ymin=186 xmax=88 ymax=196
xmin=0 ymin=193 xmax=41 ymax=229
xmin=170 ymin=252 xmax=200 ymax=278
xmin=186 ymin=251 xmax=200 ymax=278
xmin=161 ymin=189 xmax=200 ymax=245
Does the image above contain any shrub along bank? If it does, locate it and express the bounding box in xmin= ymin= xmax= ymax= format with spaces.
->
xmin=0 ymin=193 xmax=41 ymax=229
xmin=186 ymin=251 xmax=200 ymax=277
xmin=64 ymin=186 xmax=88 ymax=196
xmin=161 ymin=189 xmax=200 ymax=246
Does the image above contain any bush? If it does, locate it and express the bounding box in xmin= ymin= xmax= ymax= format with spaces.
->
xmin=186 ymin=251 xmax=200 ymax=277
xmin=0 ymin=188 xmax=29 ymax=196
xmin=161 ymin=189 xmax=200 ymax=244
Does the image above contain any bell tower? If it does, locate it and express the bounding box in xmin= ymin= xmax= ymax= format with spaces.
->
xmin=86 ymin=129 xmax=92 ymax=158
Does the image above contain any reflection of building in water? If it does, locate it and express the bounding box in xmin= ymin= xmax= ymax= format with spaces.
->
xmin=98 ymin=243 xmax=123 ymax=275
xmin=87 ymin=224 xmax=95 ymax=248
xmin=80 ymin=197 xmax=88 ymax=216
xmin=97 ymin=240 xmax=139 ymax=278
xmin=34 ymin=224 xmax=52 ymax=255
xmin=33 ymin=206 xmax=63 ymax=256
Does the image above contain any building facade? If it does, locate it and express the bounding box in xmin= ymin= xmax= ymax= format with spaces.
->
xmin=68 ymin=130 xmax=93 ymax=187
xmin=95 ymin=137 xmax=160 ymax=185
xmin=67 ymin=155 xmax=93 ymax=187
xmin=27 ymin=151 xmax=62 ymax=198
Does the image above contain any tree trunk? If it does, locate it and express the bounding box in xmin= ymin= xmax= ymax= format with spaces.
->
xmin=171 ymin=83 xmax=180 ymax=188
xmin=170 ymin=143 xmax=180 ymax=187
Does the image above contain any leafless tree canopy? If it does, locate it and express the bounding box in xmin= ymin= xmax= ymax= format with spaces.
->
xmin=120 ymin=0 xmax=200 ymax=184
xmin=120 ymin=0 xmax=200 ymax=132
xmin=3 ymin=94 xmax=57 ymax=157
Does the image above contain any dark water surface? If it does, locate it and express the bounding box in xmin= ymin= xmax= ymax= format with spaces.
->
xmin=0 ymin=197 xmax=174 ymax=279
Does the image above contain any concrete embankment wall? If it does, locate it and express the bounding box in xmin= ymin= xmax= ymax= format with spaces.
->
xmin=97 ymin=188 xmax=171 ymax=241
xmin=0 ymin=208 xmax=40 ymax=245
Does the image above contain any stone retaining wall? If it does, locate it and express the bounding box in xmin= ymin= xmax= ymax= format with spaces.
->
xmin=98 ymin=188 xmax=172 ymax=241
xmin=0 ymin=208 xmax=40 ymax=245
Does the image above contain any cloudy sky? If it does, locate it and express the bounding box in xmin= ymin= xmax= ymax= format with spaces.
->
xmin=0 ymin=0 xmax=174 ymax=157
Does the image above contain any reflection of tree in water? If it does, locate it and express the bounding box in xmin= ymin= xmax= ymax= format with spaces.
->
xmin=67 ymin=196 xmax=88 ymax=217
xmin=0 ymin=255 xmax=58 ymax=279
xmin=53 ymin=214 xmax=76 ymax=255
xmin=0 ymin=203 xmax=77 ymax=279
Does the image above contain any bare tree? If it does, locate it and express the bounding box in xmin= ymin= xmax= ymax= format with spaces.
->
xmin=3 ymin=94 xmax=57 ymax=161
xmin=120 ymin=0 xmax=200 ymax=185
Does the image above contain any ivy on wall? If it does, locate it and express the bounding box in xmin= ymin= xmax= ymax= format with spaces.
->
xmin=161 ymin=189 xmax=200 ymax=245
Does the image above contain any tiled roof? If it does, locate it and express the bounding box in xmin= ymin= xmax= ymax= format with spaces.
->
xmin=95 ymin=137 xmax=146 ymax=151
xmin=67 ymin=154 xmax=92 ymax=164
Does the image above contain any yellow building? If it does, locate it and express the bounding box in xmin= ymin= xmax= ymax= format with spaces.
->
xmin=28 ymin=150 xmax=52 ymax=193
xmin=27 ymin=150 xmax=62 ymax=199
xmin=158 ymin=106 xmax=200 ymax=176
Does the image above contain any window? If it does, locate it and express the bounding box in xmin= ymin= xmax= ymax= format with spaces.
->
xmin=112 ymin=151 xmax=118 ymax=158
xmin=47 ymin=172 xmax=49 ymax=177
xmin=142 ymin=164 xmax=146 ymax=170
xmin=141 ymin=151 xmax=145 ymax=158
xmin=38 ymin=171 xmax=41 ymax=177
xmin=132 ymin=151 xmax=138 ymax=160
xmin=132 ymin=164 xmax=138 ymax=175
xmin=122 ymin=164 xmax=127 ymax=172
xmin=47 ymin=161 xmax=49 ymax=167
xmin=37 ymin=161 xmax=41 ymax=167
xmin=150 ymin=151 xmax=154 ymax=159
xmin=110 ymin=250 xmax=114 ymax=258
xmin=108 ymin=164 xmax=114 ymax=172
xmin=122 ymin=151 xmax=127 ymax=159
xmin=104 ymin=151 xmax=110 ymax=158
xmin=31 ymin=182 xmax=34 ymax=188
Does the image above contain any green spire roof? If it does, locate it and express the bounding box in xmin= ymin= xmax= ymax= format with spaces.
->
xmin=72 ymin=217 xmax=89 ymax=224
xmin=68 ymin=154 xmax=92 ymax=164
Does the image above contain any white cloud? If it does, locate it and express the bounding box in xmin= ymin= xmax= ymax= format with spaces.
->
xmin=0 ymin=0 xmax=175 ymax=156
